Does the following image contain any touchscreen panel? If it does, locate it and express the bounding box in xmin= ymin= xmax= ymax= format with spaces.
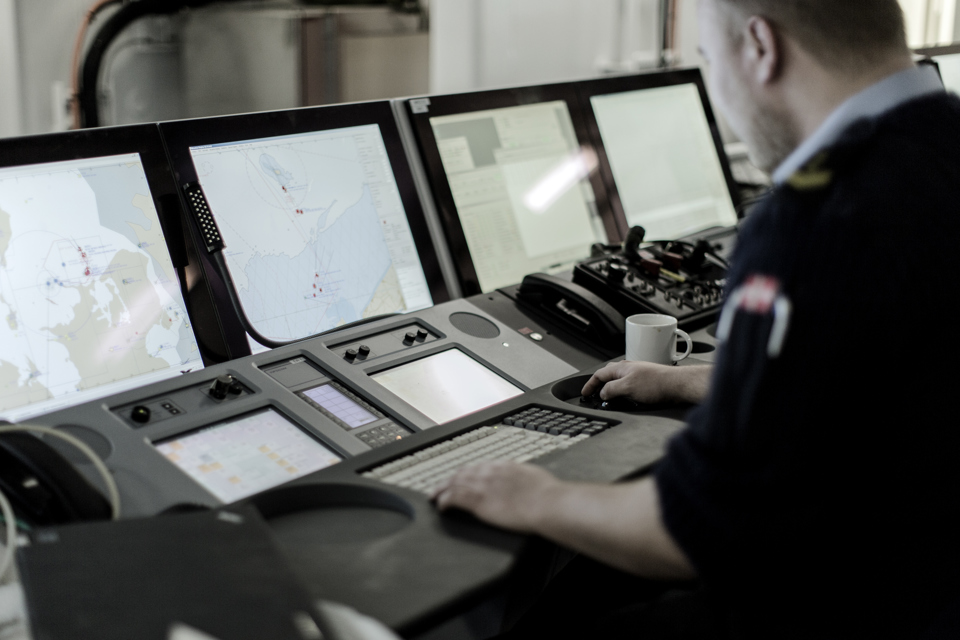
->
xmin=0 ymin=153 xmax=203 ymax=423
xmin=589 ymin=83 xmax=738 ymax=240
xmin=155 ymin=408 xmax=341 ymax=503
xmin=428 ymin=101 xmax=607 ymax=292
xmin=301 ymin=384 xmax=378 ymax=429
xmin=188 ymin=125 xmax=434 ymax=344
xmin=372 ymin=349 xmax=523 ymax=424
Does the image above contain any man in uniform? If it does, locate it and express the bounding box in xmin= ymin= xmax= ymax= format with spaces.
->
xmin=434 ymin=0 xmax=960 ymax=637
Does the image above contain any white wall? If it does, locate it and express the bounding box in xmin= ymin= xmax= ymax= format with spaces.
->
xmin=0 ymin=0 xmax=22 ymax=138
xmin=430 ymin=0 xmax=661 ymax=94
xmin=898 ymin=0 xmax=960 ymax=46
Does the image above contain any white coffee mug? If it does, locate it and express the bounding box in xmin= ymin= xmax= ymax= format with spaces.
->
xmin=625 ymin=314 xmax=693 ymax=365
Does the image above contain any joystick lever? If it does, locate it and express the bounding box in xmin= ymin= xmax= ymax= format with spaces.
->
xmin=208 ymin=374 xmax=234 ymax=400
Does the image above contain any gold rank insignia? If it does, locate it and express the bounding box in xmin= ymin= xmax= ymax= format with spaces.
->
xmin=786 ymin=151 xmax=833 ymax=191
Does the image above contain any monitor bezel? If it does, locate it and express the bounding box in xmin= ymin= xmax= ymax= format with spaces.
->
xmin=158 ymin=101 xmax=450 ymax=351
xmin=0 ymin=123 xmax=209 ymax=363
xmin=575 ymin=68 xmax=744 ymax=237
xmin=405 ymin=83 xmax=622 ymax=296
xmin=0 ymin=124 xmax=188 ymax=267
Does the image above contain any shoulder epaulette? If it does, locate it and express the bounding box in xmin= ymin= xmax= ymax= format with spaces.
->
xmin=786 ymin=151 xmax=833 ymax=191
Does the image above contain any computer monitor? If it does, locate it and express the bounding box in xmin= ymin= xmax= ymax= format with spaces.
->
xmin=371 ymin=348 xmax=524 ymax=424
xmin=160 ymin=101 xmax=449 ymax=351
xmin=577 ymin=69 xmax=742 ymax=241
xmin=0 ymin=125 xmax=203 ymax=423
xmin=405 ymin=84 xmax=621 ymax=295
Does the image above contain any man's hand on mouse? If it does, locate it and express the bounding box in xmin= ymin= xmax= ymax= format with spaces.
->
xmin=432 ymin=461 xmax=559 ymax=533
xmin=582 ymin=361 xmax=715 ymax=406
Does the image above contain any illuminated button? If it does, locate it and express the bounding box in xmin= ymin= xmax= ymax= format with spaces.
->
xmin=131 ymin=406 xmax=151 ymax=423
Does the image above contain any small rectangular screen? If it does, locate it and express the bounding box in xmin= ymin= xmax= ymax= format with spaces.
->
xmin=429 ymin=101 xmax=607 ymax=292
xmin=590 ymin=84 xmax=738 ymax=240
xmin=155 ymin=408 xmax=341 ymax=503
xmin=302 ymin=384 xmax=377 ymax=429
xmin=188 ymin=125 xmax=434 ymax=343
xmin=371 ymin=349 xmax=523 ymax=424
xmin=0 ymin=154 xmax=203 ymax=423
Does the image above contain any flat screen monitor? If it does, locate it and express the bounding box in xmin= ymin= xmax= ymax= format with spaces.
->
xmin=406 ymin=85 xmax=621 ymax=295
xmin=154 ymin=407 xmax=341 ymax=503
xmin=0 ymin=126 xmax=203 ymax=423
xmin=160 ymin=102 xmax=448 ymax=350
xmin=371 ymin=348 xmax=524 ymax=424
xmin=578 ymin=69 xmax=742 ymax=241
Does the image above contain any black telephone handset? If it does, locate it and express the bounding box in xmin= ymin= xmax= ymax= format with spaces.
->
xmin=0 ymin=431 xmax=111 ymax=526
xmin=517 ymin=273 xmax=626 ymax=352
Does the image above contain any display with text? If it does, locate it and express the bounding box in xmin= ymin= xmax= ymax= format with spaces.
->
xmin=429 ymin=102 xmax=607 ymax=292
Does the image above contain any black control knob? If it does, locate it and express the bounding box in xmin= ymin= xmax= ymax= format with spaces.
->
xmin=228 ymin=381 xmax=244 ymax=396
xmin=209 ymin=374 xmax=234 ymax=400
xmin=416 ymin=329 xmax=428 ymax=341
xmin=403 ymin=331 xmax=417 ymax=345
xmin=606 ymin=262 xmax=629 ymax=285
xmin=358 ymin=344 xmax=371 ymax=357
xmin=345 ymin=348 xmax=358 ymax=361
xmin=131 ymin=405 xmax=151 ymax=423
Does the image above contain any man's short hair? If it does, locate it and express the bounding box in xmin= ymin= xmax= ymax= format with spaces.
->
xmin=716 ymin=0 xmax=909 ymax=72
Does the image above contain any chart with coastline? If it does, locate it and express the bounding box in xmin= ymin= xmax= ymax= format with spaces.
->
xmin=0 ymin=154 xmax=202 ymax=422
xmin=190 ymin=125 xmax=433 ymax=343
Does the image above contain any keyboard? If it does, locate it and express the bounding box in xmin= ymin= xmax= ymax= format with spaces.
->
xmin=362 ymin=407 xmax=614 ymax=494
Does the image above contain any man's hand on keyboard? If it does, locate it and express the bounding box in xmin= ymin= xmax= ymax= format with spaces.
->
xmin=432 ymin=461 xmax=559 ymax=533
xmin=433 ymin=466 xmax=696 ymax=579
xmin=582 ymin=361 xmax=714 ymax=405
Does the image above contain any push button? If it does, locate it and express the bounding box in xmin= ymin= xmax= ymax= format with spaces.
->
xmin=131 ymin=406 xmax=151 ymax=423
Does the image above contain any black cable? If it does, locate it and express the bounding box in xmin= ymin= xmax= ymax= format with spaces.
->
xmin=78 ymin=0 xmax=221 ymax=128
xmin=78 ymin=0 xmax=425 ymax=128
xmin=212 ymin=251 xmax=400 ymax=349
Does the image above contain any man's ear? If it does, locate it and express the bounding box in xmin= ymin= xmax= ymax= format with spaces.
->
xmin=743 ymin=15 xmax=781 ymax=84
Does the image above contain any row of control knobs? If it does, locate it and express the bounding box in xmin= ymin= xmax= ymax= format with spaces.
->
xmin=601 ymin=260 xmax=722 ymax=309
xmin=130 ymin=374 xmax=243 ymax=424
xmin=343 ymin=329 xmax=429 ymax=362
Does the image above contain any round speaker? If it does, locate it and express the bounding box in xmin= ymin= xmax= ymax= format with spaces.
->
xmin=44 ymin=425 xmax=113 ymax=463
xmin=449 ymin=312 xmax=501 ymax=339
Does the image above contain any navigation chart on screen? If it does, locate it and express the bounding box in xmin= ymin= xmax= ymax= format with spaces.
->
xmin=190 ymin=125 xmax=433 ymax=343
xmin=0 ymin=154 xmax=202 ymax=422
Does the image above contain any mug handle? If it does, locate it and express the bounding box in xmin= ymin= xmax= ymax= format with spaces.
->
xmin=673 ymin=329 xmax=693 ymax=363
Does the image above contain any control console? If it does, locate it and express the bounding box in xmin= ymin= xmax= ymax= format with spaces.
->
xmin=573 ymin=227 xmax=729 ymax=329
xmin=13 ymin=297 xmax=719 ymax=632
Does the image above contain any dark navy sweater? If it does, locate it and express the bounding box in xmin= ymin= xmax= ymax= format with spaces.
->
xmin=655 ymin=93 xmax=960 ymax=639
